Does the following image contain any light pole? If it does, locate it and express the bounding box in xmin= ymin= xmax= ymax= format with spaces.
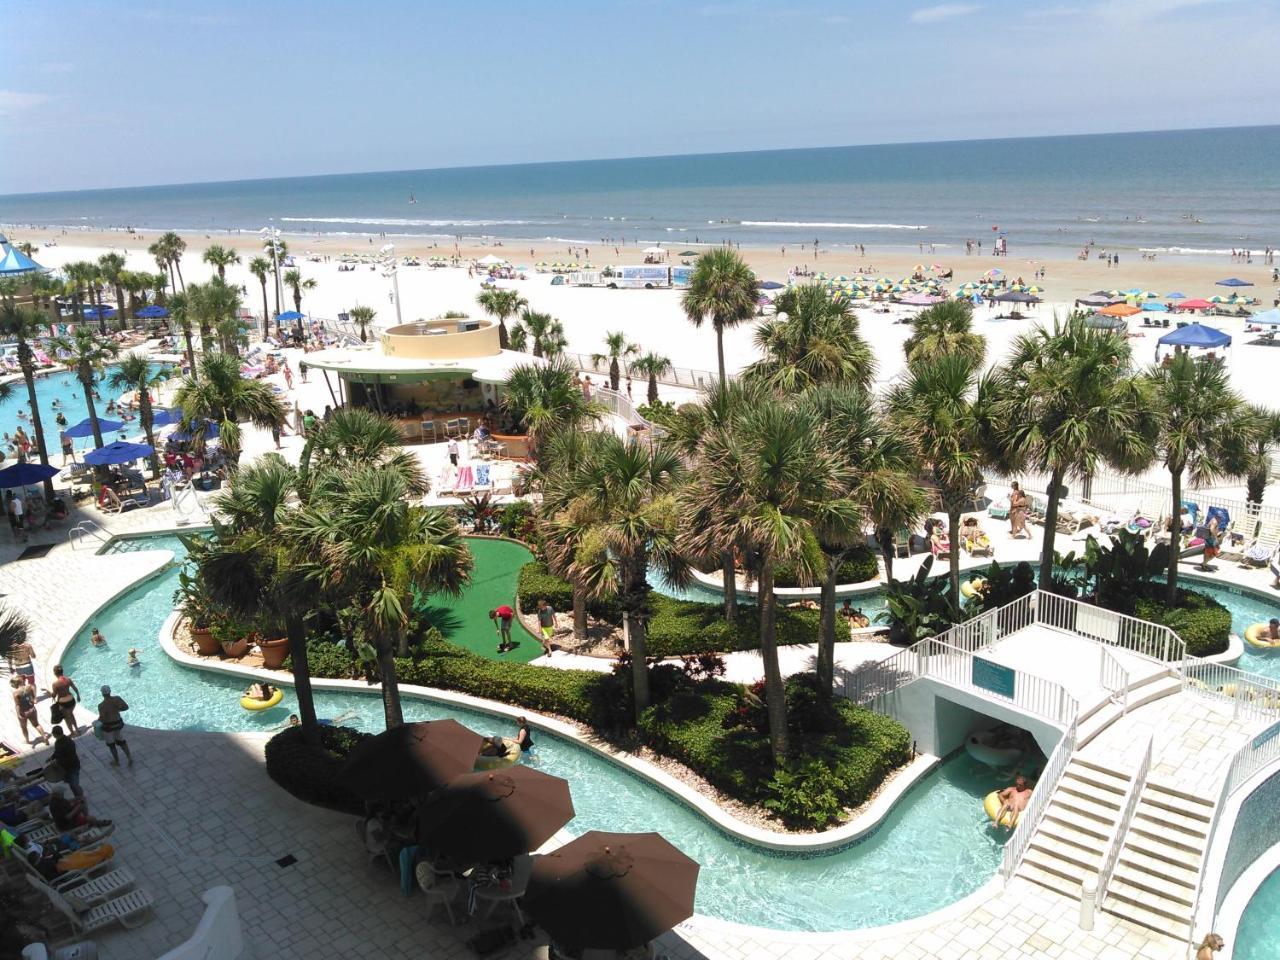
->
xmin=379 ymin=243 xmax=403 ymax=327
xmin=259 ymin=226 xmax=283 ymax=331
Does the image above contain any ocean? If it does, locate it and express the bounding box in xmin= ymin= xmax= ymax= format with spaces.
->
xmin=2 ymin=126 xmax=1277 ymax=257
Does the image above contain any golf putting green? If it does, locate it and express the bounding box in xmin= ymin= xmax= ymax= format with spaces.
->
xmin=416 ymin=537 xmax=542 ymax=663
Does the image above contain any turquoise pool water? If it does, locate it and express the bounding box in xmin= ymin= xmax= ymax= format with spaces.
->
xmin=1234 ymin=865 xmax=1280 ymax=960
xmin=61 ymin=535 xmax=1011 ymax=932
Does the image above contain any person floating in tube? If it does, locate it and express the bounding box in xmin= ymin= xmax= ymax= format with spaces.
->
xmin=995 ymin=774 xmax=1033 ymax=830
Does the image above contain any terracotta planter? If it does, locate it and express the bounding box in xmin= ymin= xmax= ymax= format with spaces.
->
xmin=221 ymin=638 xmax=250 ymax=659
xmin=190 ymin=625 xmax=220 ymax=657
xmin=259 ymin=637 xmax=290 ymax=670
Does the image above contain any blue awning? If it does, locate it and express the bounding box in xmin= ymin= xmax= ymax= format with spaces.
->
xmin=135 ymin=304 xmax=169 ymax=319
xmin=1158 ymin=322 xmax=1231 ymax=348
xmin=276 ymin=311 xmax=305 ymax=322
xmin=0 ymin=462 xmax=59 ymax=487
xmin=64 ymin=417 xmax=125 ymax=439
xmin=0 ymin=236 xmax=46 ymax=275
xmin=83 ymin=440 xmax=154 ymax=466
xmin=1252 ymin=308 xmax=1280 ymax=327
xmin=1215 ymin=278 xmax=1253 ymax=287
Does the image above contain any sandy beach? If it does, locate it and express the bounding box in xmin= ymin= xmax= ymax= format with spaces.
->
xmin=9 ymin=225 xmax=1280 ymax=406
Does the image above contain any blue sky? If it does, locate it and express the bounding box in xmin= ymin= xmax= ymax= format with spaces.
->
xmin=1 ymin=0 xmax=1276 ymax=194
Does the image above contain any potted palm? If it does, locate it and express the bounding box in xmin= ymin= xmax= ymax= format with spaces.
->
xmin=257 ymin=632 xmax=290 ymax=670
xmin=216 ymin=619 xmax=250 ymax=659
xmin=175 ymin=567 xmax=221 ymax=656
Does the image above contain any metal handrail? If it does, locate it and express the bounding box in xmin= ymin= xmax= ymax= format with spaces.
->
xmin=67 ymin=520 xmax=107 ymax=550
xmin=1036 ymin=590 xmax=1185 ymax=666
xmin=593 ymin=387 xmax=666 ymax=438
xmin=918 ymin=636 xmax=1079 ymax=727
xmin=1095 ymin=735 xmax=1153 ymax=906
xmin=1001 ymin=720 xmax=1077 ymax=881
xmin=1181 ymin=660 xmax=1280 ymax=722
xmin=1098 ymin=646 xmax=1130 ymax=714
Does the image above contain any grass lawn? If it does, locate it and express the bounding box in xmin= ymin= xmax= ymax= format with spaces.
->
xmin=416 ymin=537 xmax=543 ymax=663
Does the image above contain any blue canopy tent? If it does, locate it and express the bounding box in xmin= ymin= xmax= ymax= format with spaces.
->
xmin=81 ymin=305 xmax=117 ymax=321
xmin=169 ymin=420 xmax=219 ymax=442
xmin=134 ymin=304 xmax=169 ymax=319
xmin=149 ymin=407 xmax=183 ymax=428
xmin=1158 ymin=323 xmax=1231 ymax=349
xmin=1141 ymin=301 xmax=1168 ymax=312
xmin=1250 ymin=308 xmax=1280 ymax=327
xmin=83 ymin=441 xmax=153 ymax=467
xmin=0 ymin=237 xmax=47 ymax=276
xmin=1216 ymin=278 xmax=1254 ymax=287
xmin=63 ymin=417 xmax=125 ymax=439
xmin=276 ymin=311 xmax=304 ymax=322
xmin=0 ymin=462 xmax=59 ymax=488
xmin=1164 ymin=292 xmax=1187 ymax=300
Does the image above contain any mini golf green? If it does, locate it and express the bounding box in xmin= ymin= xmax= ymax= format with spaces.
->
xmin=416 ymin=537 xmax=542 ymax=663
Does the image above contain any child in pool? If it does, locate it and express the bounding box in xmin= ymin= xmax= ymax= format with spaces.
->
xmin=127 ymin=648 xmax=140 ymax=668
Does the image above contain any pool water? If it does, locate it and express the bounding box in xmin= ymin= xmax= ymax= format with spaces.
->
xmin=61 ymin=534 xmax=1011 ymax=932
xmin=1191 ymin=579 xmax=1280 ymax=682
xmin=1233 ymin=865 xmax=1280 ymax=960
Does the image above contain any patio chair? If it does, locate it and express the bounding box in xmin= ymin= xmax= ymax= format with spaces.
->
xmin=399 ymin=421 xmax=421 ymax=443
xmin=26 ymin=876 xmax=155 ymax=935
xmin=892 ymin=526 xmax=912 ymax=559
xmin=19 ymin=849 xmax=134 ymax=908
xmin=358 ymin=817 xmax=395 ymax=872
xmin=415 ymin=861 xmax=461 ymax=925
xmin=420 ymin=421 xmax=438 ymax=444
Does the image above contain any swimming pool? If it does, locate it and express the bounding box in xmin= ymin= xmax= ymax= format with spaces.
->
xmin=1233 ymin=866 xmax=1280 ymax=960
xmin=62 ymin=534 xmax=1011 ymax=933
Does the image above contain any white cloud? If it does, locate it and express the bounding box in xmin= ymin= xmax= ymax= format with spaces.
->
xmin=0 ymin=90 xmax=54 ymax=117
xmin=910 ymin=4 xmax=982 ymax=23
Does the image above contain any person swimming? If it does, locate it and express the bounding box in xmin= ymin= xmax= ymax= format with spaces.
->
xmin=127 ymin=648 xmax=140 ymax=667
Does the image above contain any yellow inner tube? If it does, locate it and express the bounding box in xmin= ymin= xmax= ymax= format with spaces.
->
xmin=984 ymin=790 xmax=1019 ymax=828
xmin=961 ymin=578 xmax=987 ymax=599
xmin=474 ymin=738 xmax=522 ymax=771
xmin=240 ymin=689 xmax=284 ymax=711
xmin=1245 ymin=623 xmax=1280 ymax=650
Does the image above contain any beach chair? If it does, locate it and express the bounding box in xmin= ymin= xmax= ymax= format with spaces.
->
xmin=399 ymin=420 xmax=421 ymax=443
xmin=17 ymin=844 xmax=132 ymax=907
xmin=26 ymin=876 xmax=155 ymax=935
xmin=415 ymin=861 xmax=461 ymax=925
xmin=420 ymin=420 xmax=438 ymax=444
xmin=473 ymin=464 xmax=492 ymax=493
xmin=451 ymin=465 xmax=475 ymax=498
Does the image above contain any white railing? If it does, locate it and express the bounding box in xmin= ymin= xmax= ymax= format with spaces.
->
xmin=67 ymin=520 xmax=107 ymax=550
xmin=1001 ymin=719 xmax=1077 ymax=881
xmin=1098 ymin=646 xmax=1130 ymax=714
xmin=840 ymin=642 xmax=925 ymax=706
xmin=594 ymin=386 xmax=666 ymax=439
xmin=564 ymin=350 xmax=726 ymax=391
xmin=1095 ymin=735 xmax=1153 ymax=907
xmin=1181 ymin=661 xmax=1280 ymax=722
xmin=917 ymin=636 xmax=1080 ymax=727
xmin=1035 ymin=590 xmax=1185 ymax=665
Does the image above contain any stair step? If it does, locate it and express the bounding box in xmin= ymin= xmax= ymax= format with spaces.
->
xmin=1107 ymin=877 xmax=1193 ymax=924
xmin=1111 ymin=864 xmax=1195 ymax=906
xmin=1129 ymin=823 xmax=1204 ymax=858
xmin=1118 ymin=848 xmax=1200 ymax=889
xmin=1022 ymin=848 xmax=1090 ymax=886
xmin=1040 ymin=819 xmax=1110 ymax=855
xmin=1055 ymin=791 xmax=1123 ymax=824
xmin=1029 ymin=835 xmax=1102 ymax=873
xmin=1146 ymin=780 xmax=1216 ymax=812
xmin=1103 ymin=897 xmax=1192 ymax=941
xmin=1134 ymin=803 xmax=1208 ymax=840
xmin=1140 ymin=788 xmax=1213 ymax=823
xmin=1043 ymin=809 xmax=1110 ymax=842
xmin=1062 ymin=765 xmax=1129 ymax=796
xmin=1019 ymin=859 xmax=1085 ymax=901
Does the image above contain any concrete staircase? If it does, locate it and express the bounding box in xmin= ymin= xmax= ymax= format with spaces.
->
xmin=1018 ymin=757 xmax=1130 ymax=898
xmin=1076 ymin=672 xmax=1182 ymax=748
xmin=1100 ymin=780 xmax=1215 ymax=943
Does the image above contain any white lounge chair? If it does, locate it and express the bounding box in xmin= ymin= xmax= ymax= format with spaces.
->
xmin=415 ymin=861 xmax=461 ymax=924
xmin=27 ymin=876 xmax=154 ymax=935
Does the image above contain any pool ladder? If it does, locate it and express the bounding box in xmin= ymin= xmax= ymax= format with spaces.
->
xmin=68 ymin=520 xmax=107 ymax=550
xmin=169 ymin=481 xmax=208 ymax=525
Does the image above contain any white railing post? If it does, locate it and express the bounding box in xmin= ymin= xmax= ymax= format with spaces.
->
xmin=1095 ymin=736 xmax=1152 ymax=908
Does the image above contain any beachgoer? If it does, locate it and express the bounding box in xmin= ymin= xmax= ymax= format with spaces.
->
xmin=302 ymin=410 xmax=317 ymax=436
xmin=246 ymin=682 xmax=274 ymax=701
xmin=515 ymin=716 xmax=534 ymax=753
xmin=536 ymin=600 xmax=555 ymax=656
xmin=995 ymin=774 xmax=1033 ymax=829
xmin=97 ymin=685 xmax=132 ymax=766
xmin=479 ymin=735 xmax=507 ymax=758
xmin=6 ymin=491 xmax=26 ymax=543
xmin=8 ymin=636 xmax=36 ymax=687
xmin=1199 ymin=517 xmax=1220 ymax=571
xmin=44 ymin=773 xmax=110 ymax=831
xmin=49 ymin=665 xmax=81 ymax=735
xmin=298 ymin=360 xmax=308 ymax=383
xmin=447 ymin=436 xmax=460 ymax=467
xmin=282 ymin=363 xmax=294 ymax=390
xmin=90 ymin=628 xmax=106 ymax=647
xmin=50 ymin=725 xmax=84 ymax=797
xmin=1008 ymin=482 xmax=1029 ymax=540
xmin=127 ymin=648 xmax=140 ymax=668
xmin=60 ymin=432 xmax=74 ymax=464
xmin=1266 ymin=619 xmax=1280 ymax=641
xmin=489 ymin=605 xmax=515 ymax=653
xmin=1196 ymin=934 xmax=1224 ymax=960
xmin=11 ymin=675 xmax=47 ymax=744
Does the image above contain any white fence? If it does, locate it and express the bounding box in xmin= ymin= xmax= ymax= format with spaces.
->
xmin=564 ymin=350 xmax=725 ymax=392
xmin=1095 ymin=736 xmax=1153 ymax=907
xmin=1035 ymin=590 xmax=1185 ymax=664
xmin=1180 ymin=661 xmax=1280 ymax=723
xmin=593 ymin=386 xmax=667 ymax=439
xmin=1001 ymin=720 xmax=1077 ymax=882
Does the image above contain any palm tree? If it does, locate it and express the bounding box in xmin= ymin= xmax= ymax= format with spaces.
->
xmin=120 ymin=270 xmax=150 ymax=321
xmin=510 ymin=309 xmax=565 ymax=359
xmin=0 ymin=605 xmax=32 ymax=664
xmin=348 ymin=305 xmax=376 ymax=343
xmin=476 ymin=288 xmax=526 ymax=350
xmin=1146 ymin=353 xmax=1257 ymax=605
xmin=247 ymin=257 xmax=272 ymax=337
xmin=97 ymin=253 xmax=128 ymax=329
xmin=173 ymin=353 xmax=287 ymax=467
xmin=202 ymin=244 xmax=240 ymax=280
xmin=51 ymin=328 xmax=118 ymax=449
xmin=263 ymin=237 xmax=288 ymax=318
xmin=149 ymin=271 xmax=169 ymax=307
xmin=502 ymin=358 xmax=600 ymax=460
xmin=169 ymin=292 xmax=197 ymax=374
xmin=746 ymin=282 xmax=875 ymax=392
xmin=986 ymin=316 xmax=1155 ymax=585
xmin=0 ymin=304 xmax=57 ymax=502
xmin=282 ymin=269 xmax=316 ymax=316
xmin=203 ymin=455 xmax=322 ymax=742
xmin=290 ymin=467 xmax=472 ymax=728
xmin=903 ymin=299 xmax=986 ymax=368
xmin=110 ymin=352 xmax=169 ymax=477
xmin=160 ymin=231 xmax=187 ymax=291
xmin=544 ymin=432 xmax=686 ymax=717
xmin=629 ymin=352 xmax=672 ymax=406
xmin=679 ymin=397 xmax=861 ymax=759
xmin=682 ymin=247 xmax=757 ymax=385
xmin=591 ymin=331 xmax=638 ymax=391
xmin=887 ymin=353 xmax=987 ymax=602
xmin=187 ymin=278 xmax=242 ymax=356
xmin=298 ymin=407 xmax=427 ymax=501
xmin=64 ymin=261 xmax=102 ymax=331
xmin=148 ymin=238 xmax=177 ymax=294
xmin=1243 ymin=406 xmax=1280 ymax=517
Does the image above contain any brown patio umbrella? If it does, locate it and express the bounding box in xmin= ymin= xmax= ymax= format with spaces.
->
xmin=416 ymin=766 xmax=574 ymax=862
xmin=339 ymin=719 xmax=483 ymax=802
xmin=523 ymin=831 xmax=699 ymax=951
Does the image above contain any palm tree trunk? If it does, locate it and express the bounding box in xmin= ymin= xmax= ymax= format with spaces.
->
xmin=572 ymin=586 xmax=587 ymax=642
xmin=377 ymin=645 xmax=405 ymax=729
xmin=1167 ymin=467 xmax=1183 ymax=607
xmin=498 ymin=317 xmax=510 ymax=351
xmin=609 ymin=358 xmax=620 ymax=391
xmin=140 ymin=394 xmax=159 ymax=479
xmin=19 ymin=349 xmax=56 ymax=504
xmin=81 ymin=371 xmax=104 ymax=449
xmin=758 ymin=551 xmax=789 ymax=760
xmin=91 ymin=286 xmax=106 ymax=334
xmin=714 ymin=323 xmax=727 ymax=386
xmin=1247 ymin=468 xmax=1266 ymax=517
xmin=876 ymin=527 xmax=895 ymax=582
xmin=627 ymin=558 xmax=650 ymax=718
xmin=948 ymin=508 xmax=962 ymax=604
xmin=817 ymin=554 xmax=842 ymax=694
xmin=113 ymin=284 xmax=127 ymax=329
xmin=721 ymin=550 xmax=737 ymax=624
xmin=285 ymin=614 xmax=320 ymax=745
xmin=1038 ymin=468 xmax=1065 ymax=587
xmin=174 ymin=259 xmax=185 ymax=293
xmin=182 ymin=325 xmax=197 ymax=375
xmin=259 ymin=281 xmax=270 ymax=338
xmin=167 ymin=261 xmax=177 ymax=296
xmin=272 ymin=264 xmax=281 ymax=318
xmin=648 ymin=374 xmax=659 ymax=406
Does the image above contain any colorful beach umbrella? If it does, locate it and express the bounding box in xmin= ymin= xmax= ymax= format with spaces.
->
xmin=1099 ymin=303 xmax=1141 ymax=317
xmin=64 ymin=417 xmax=125 ymax=439
xmin=1216 ymin=278 xmax=1253 ymax=287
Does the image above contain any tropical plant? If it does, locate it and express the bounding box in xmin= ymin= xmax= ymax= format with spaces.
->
xmin=972 ymin=559 xmax=1037 ymax=612
xmin=262 ymin=236 xmax=287 ymax=317
xmin=0 ymin=304 xmax=56 ymax=500
xmin=173 ymin=352 xmax=287 ymax=467
xmin=50 ymin=327 xmax=119 ymax=449
xmin=348 ymin=305 xmax=376 ymax=343
xmin=1242 ymin=406 xmax=1280 ymax=517
xmin=1144 ymin=352 xmax=1256 ymax=605
xmin=0 ymin=605 xmax=31 ymax=662
xmin=475 ymin=287 xmax=526 ymax=350
xmin=282 ymin=268 xmax=316 ymax=316
xmin=169 ymin=291 xmax=197 ymax=373
xmin=96 ymin=252 xmax=129 ymax=329
xmin=903 ymin=299 xmax=986 ymax=368
xmin=681 ymin=247 xmax=757 ymax=385
xmin=247 ymin=256 xmax=273 ymax=337
xmin=875 ymin=555 xmax=958 ymax=646
xmin=509 ymin=309 xmax=565 ymax=359
xmin=746 ymin=283 xmax=875 ymax=392
xmin=298 ymin=407 xmax=427 ymax=500
xmin=985 ymin=316 xmax=1155 ymax=586
xmin=109 ymin=352 xmax=170 ymax=477
xmin=147 ymin=236 xmax=179 ymax=293
xmin=202 ymin=244 xmax=241 ymax=280
xmin=159 ymin=231 xmax=187 ymax=291
xmin=629 ymin=352 xmax=672 ymax=406
xmin=187 ymin=278 xmax=242 ymax=356
xmin=591 ymin=331 xmax=638 ymax=391
xmin=502 ymin=357 xmax=601 ymax=458
xmin=1082 ymin=529 xmax=1169 ymax=616
xmin=678 ymin=396 xmax=861 ymax=760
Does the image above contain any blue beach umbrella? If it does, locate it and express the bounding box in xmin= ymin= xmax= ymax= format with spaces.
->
xmin=0 ymin=462 xmax=59 ymax=487
xmin=149 ymin=407 xmax=183 ymax=427
xmin=83 ymin=441 xmax=154 ymax=466
xmin=169 ymin=420 xmax=219 ymax=442
xmin=135 ymin=304 xmax=169 ymax=319
xmin=1216 ymin=278 xmax=1253 ymax=287
xmin=81 ymin=305 xmax=117 ymax=320
xmin=1164 ymin=292 xmax=1186 ymax=300
xmin=1141 ymin=302 xmax=1168 ymax=312
xmin=758 ymin=281 xmax=785 ymax=290
xmin=276 ymin=311 xmax=305 ymax=322
xmin=63 ymin=417 xmax=125 ymax=439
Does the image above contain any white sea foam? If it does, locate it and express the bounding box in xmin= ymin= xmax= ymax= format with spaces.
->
xmin=279 ymin=216 xmax=533 ymax=228
xmin=1139 ymin=246 xmax=1238 ymax=255
xmin=739 ymin=220 xmax=928 ymax=230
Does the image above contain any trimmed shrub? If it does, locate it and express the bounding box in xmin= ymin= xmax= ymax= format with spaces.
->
xmin=775 ymin=545 xmax=879 ymax=588
xmin=1134 ymin=585 xmax=1232 ymax=657
xmin=516 ymin=563 xmax=620 ymax=621
xmin=264 ymin=724 xmax=372 ymax=815
xmin=646 ymin=596 xmax=818 ymax=658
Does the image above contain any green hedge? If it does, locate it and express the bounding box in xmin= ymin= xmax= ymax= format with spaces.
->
xmin=775 ymin=545 xmax=879 ymax=588
xmin=1134 ymin=585 xmax=1232 ymax=657
xmin=516 ymin=563 xmax=621 ymax=621
xmin=264 ymin=724 xmax=372 ymax=815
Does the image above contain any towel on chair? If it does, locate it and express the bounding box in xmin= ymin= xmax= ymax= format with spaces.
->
xmin=399 ymin=844 xmax=422 ymax=896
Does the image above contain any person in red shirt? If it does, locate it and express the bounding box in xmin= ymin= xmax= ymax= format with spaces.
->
xmin=489 ymin=605 xmax=515 ymax=654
